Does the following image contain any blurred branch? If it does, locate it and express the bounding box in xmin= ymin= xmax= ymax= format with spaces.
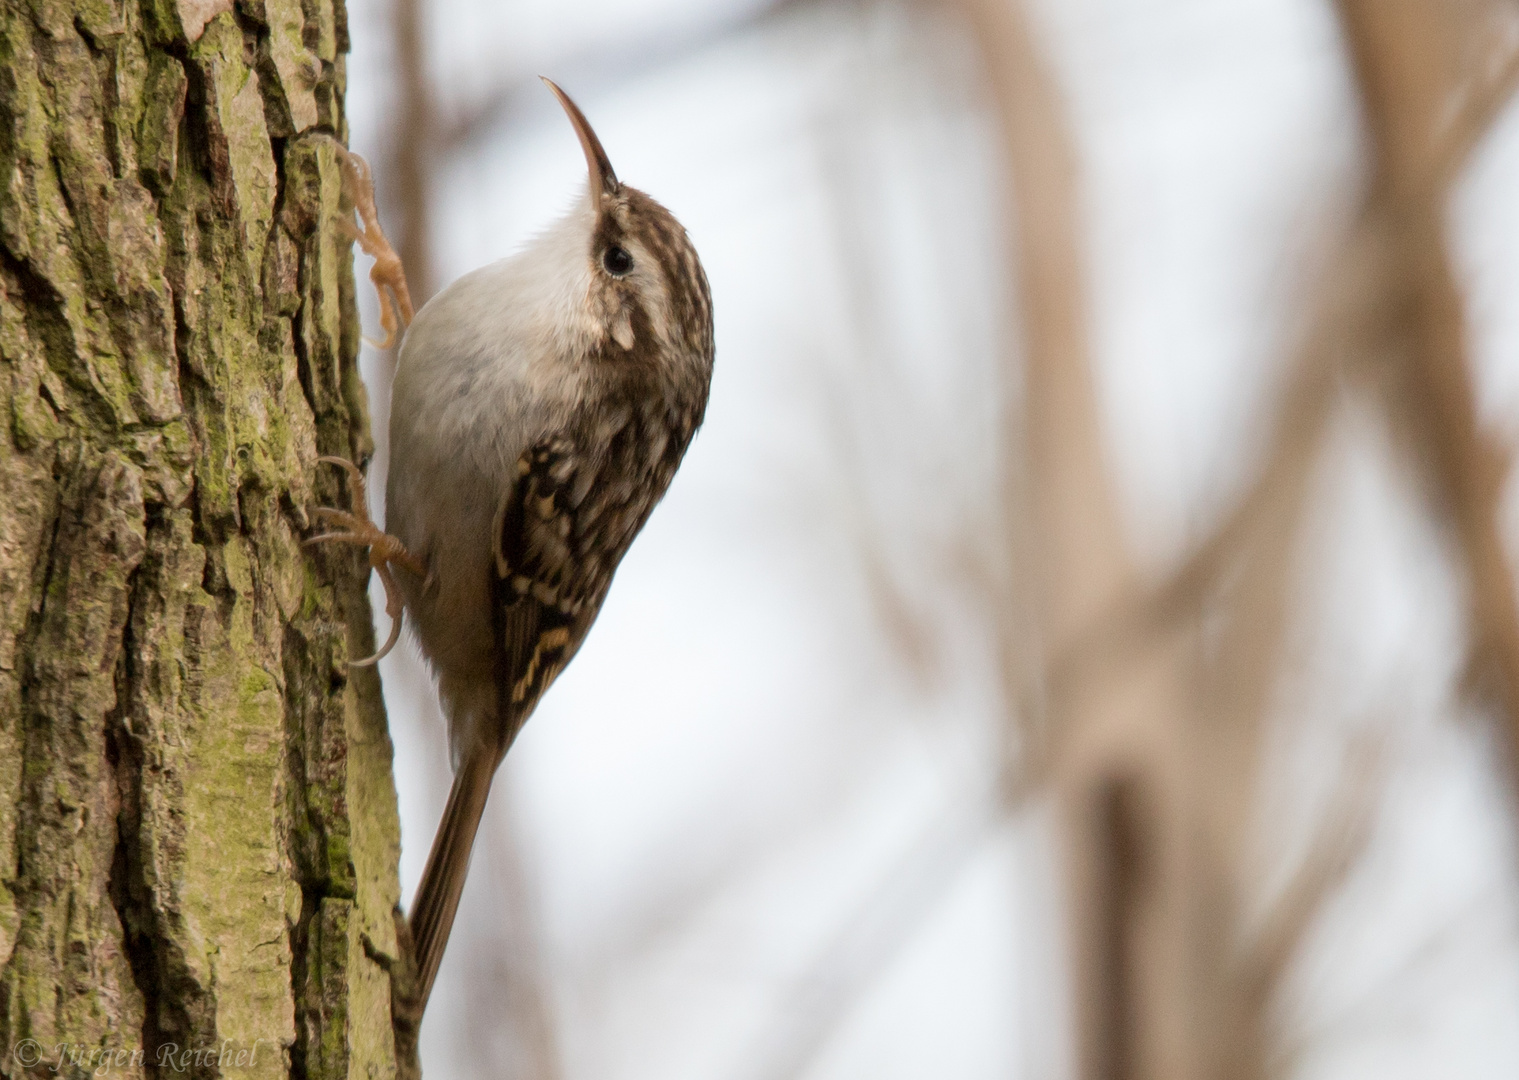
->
xmin=392 ymin=0 xmax=436 ymax=304
xmin=1047 ymin=13 xmax=1519 ymax=728
xmin=942 ymin=2 xmax=1191 ymax=1077
xmin=1335 ymin=0 xmax=1519 ymax=785
xmin=944 ymin=0 xmax=1519 ymax=1077
xmin=947 ymin=0 xmax=1131 ymax=668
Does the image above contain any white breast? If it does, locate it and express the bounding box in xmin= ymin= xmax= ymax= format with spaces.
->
xmin=385 ymin=198 xmax=598 ymax=712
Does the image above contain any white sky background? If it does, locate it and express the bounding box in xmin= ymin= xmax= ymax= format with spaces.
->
xmin=342 ymin=0 xmax=1519 ymax=1077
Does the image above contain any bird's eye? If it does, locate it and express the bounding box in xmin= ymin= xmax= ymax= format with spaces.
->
xmin=602 ymin=245 xmax=634 ymax=276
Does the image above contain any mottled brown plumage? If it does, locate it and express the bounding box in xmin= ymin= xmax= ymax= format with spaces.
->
xmin=489 ymin=387 xmax=704 ymax=733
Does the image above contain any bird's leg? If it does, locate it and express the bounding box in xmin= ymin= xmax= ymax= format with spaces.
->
xmin=318 ymin=149 xmax=416 ymax=660
xmin=306 ymin=456 xmax=425 ymax=666
xmin=334 ymin=146 xmax=415 ymax=350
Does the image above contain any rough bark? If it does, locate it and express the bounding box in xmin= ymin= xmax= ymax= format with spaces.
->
xmin=0 ymin=0 xmax=403 ymax=1077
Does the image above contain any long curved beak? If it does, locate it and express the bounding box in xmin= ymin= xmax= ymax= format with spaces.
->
xmin=541 ymin=77 xmax=619 ymax=207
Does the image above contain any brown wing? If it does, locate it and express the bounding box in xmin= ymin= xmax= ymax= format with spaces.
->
xmin=489 ymin=437 xmax=606 ymax=755
xmin=488 ymin=407 xmax=696 ymax=757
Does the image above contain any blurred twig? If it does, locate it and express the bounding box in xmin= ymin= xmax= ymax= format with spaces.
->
xmin=1044 ymin=1 xmax=1519 ymax=712
xmin=392 ymin=0 xmax=436 ymax=305
xmin=943 ymin=0 xmax=1519 ymax=1077
xmin=942 ymin=1 xmax=1198 ymax=1074
xmin=1335 ymin=0 xmax=1519 ymax=788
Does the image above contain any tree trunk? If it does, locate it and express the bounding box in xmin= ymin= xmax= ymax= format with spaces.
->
xmin=0 ymin=1 xmax=404 ymax=1077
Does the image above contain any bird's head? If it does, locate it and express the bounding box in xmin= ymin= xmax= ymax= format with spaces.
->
xmin=543 ymin=79 xmax=713 ymax=380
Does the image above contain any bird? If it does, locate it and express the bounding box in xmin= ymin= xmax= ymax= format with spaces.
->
xmin=307 ymin=79 xmax=714 ymax=1013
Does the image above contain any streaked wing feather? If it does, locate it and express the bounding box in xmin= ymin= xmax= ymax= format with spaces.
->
xmin=490 ymin=439 xmax=599 ymax=755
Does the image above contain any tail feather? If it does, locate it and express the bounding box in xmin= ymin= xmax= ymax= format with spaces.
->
xmin=408 ymin=749 xmax=496 ymax=1010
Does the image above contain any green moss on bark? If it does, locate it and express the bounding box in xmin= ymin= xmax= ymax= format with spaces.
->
xmin=0 ymin=0 xmax=403 ymax=1076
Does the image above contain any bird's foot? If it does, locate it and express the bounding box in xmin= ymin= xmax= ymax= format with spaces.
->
xmin=334 ymin=147 xmax=414 ymax=350
xmin=306 ymin=456 xmax=423 ymax=666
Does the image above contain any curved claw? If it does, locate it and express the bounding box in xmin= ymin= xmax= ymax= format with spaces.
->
xmin=317 ymin=455 xmax=367 ymax=493
xmin=357 ymin=283 xmax=401 ymax=350
xmin=309 ymin=456 xmax=413 ymax=668
xmin=349 ymin=561 xmax=407 ymax=667
xmin=303 ymin=531 xmax=369 ymax=548
xmin=348 ymin=605 xmax=402 ymax=667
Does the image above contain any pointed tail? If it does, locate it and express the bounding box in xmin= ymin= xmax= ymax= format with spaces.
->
xmin=408 ymin=747 xmax=496 ymax=1011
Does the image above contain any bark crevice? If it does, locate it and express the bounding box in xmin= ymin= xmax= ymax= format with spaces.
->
xmin=0 ymin=0 xmax=403 ymax=1075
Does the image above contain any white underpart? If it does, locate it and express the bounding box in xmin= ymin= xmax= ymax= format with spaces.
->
xmin=386 ymin=195 xmax=606 ymax=759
